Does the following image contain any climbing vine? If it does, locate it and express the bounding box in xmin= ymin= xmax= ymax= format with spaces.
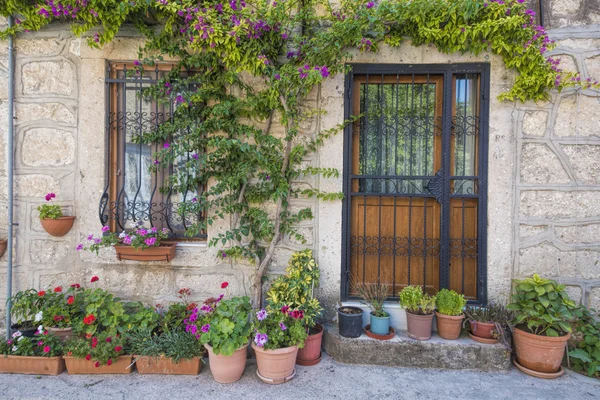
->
xmin=2 ymin=0 xmax=597 ymax=307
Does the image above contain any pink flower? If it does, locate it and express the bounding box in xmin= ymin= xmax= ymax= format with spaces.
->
xmin=43 ymin=346 xmax=51 ymax=353
xmin=44 ymin=193 xmax=56 ymax=201
xmin=145 ymin=237 xmax=157 ymax=246
xmin=101 ymin=226 xmax=110 ymax=233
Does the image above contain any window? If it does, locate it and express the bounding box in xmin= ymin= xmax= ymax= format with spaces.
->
xmin=99 ymin=63 xmax=206 ymax=240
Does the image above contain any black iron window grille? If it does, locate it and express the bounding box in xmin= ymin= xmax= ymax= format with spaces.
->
xmin=99 ymin=63 xmax=206 ymax=240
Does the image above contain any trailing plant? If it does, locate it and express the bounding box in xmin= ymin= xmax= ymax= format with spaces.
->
xmin=569 ymin=305 xmax=600 ymax=378
xmin=507 ymin=274 xmax=576 ymax=337
xmin=252 ymin=306 xmax=307 ymax=351
xmin=351 ymin=280 xmax=390 ymax=318
xmin=64 ymin=332 xmax=127 ymax=367
xmin=266 ymin=249 xmax=323 ymax=329
xmin=2 ymin=329 xmax=63 ymax=357
xmin=78 ymin=220 xmax=170 ymax=253
xmin=398 ymin=286 xmax=436 ymax=316
xmin=464 ymin=303 xmax=513 ymax=348
xmin=435 ymin=289 xmax=466 ymax=316
xmin=127 ymin=328 xmax=203 ymax=363
xmin=37 ymin=193 xmax=63 ymax=220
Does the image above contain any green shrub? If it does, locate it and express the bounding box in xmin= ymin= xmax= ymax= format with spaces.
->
xmin=127 ymin=328 xmax=203 ymax=363
xmin=65 ymin=332 xmax=126 ymax=367
xmin=569 ymin=305 xmax=600 ymax=378
xmin=435 ymin=289 xmax=466 ymax=316
xmin=398 ymin=286 xmax=435 ymax=315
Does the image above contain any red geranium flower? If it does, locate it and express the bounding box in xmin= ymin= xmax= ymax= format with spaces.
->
xmin=53 ymin=315 xmax=64 ymax=322
xmin=37 ymin=291 xmax=46 ymax=297
xmin=186 ymin=302 xmax=197 ymax=311
xmin=94 ymin=361 xmax=100 ymax=368
xmin=67 ymin=351 xmax=72 ymax=356
xmin=71 ymin=283 xmax=81 ymax=289
xmin=221 ymin=282 xmax=229 ymax=289
xmin=91 ymin=342 xmax=97 ymax=348
xmin=105 ymin=337 xmax=112 ymax=343
xmin=90 ymin=276 xmax=99 ymax=283
xmin=107 ymin=359 xmax=113 ymax=366
xmin=85 ymin=354 xmax=91 ymax=361
xmin=67 ymin=296 xmax=74 ymax=305
xmin=83 ymin=314 xmax=96 ymax=325
xmin=53 ymin=286 xmax=62 ymax=293
xmin=43 ymin=346 xmax=50 ymax=353
xmin=281 ymin=305 xmax=290 ymax=314
xmin=114 ymin=345 xmax=123 ymax=352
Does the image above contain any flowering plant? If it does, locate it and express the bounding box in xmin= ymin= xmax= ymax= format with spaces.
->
xmin=252 ymin=306 xmax=307 ymax=351
xmin=37 ymin=193 xmax=63 ymax=219
xmin=78 ymin=221 xmax=170 ymax=254
xmin=0 ymin=328 xmax=63 ymax=357
xmin=73 ymin=276 xmax=127 ymax=337
xmin=8 ymin=288 xmax=46 ymax=330
xmin=39 ymin=285 xmax=83 ymax=329
xmin=158 ymin=288 xmax=197 ymax=333
xmin=64 ymin=332 xmax=126 ymax=367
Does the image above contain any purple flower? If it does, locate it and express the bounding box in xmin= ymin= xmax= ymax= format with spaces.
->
xmin=281 ymin=33 xmax=288 ymax=40
xmin=201 ymin=324 xmax=210 ymax=333
xmin=87 ymin=234 xmax=94 ymax=241
xmin=150 ymin=227 xmax=158 ymax=233
xmin=256 ymin=309 xmax=267 ymax=321
xmin=175 ymin=94 xmax=184 ymax=104
xmin=163 ymin=143 xmax=170 ymax=149
xmin=93 ymin=33 xmax=100 ymax=43
xmin=76 ymin=244 xmax=83 ymax=251
xmin=366 ymin=1 xmax=375 ymax=8
xmin=137 ymin=229 xmax=148 ymax=236
xmin=94 ymin=238 xmax=102 ymax=244
xmin=191 ymin=197 xmax=197 ymax=203
xmin=154 ymin=160 xmax=160 ymax=165
xmin=221 ymin=251 xmax=226 ymax=258
xmin=145 ymin=237 xmax=156 ymax=246
xmin=192 ymin=153 xmax=199 ymax=160
xmin=90 ymin=9 xmax=98 ymax=17
xmin=133 ymin=60 xmax=140 ymax=67
xmin=274 ymin=74 xmax=281 ymax=80
xmin=216 ymin=294 xmax=224 ymax=302
xmin=39 ymin=8 xmax=49 ymax=17
xmin=319 ymin=66 xmax=330 ymax=78
xmin=189 ymin=313 xmax=198 ymax=323
xmin=201 ymin=304 xmax=213 ymax=313
xmin=254 ymin=333 xmax=268 ymax=347
xmin=45 ymin=192 xmax=56 ymax=201
xmin=279 ymin=322 xmax=287 ymax=331
xmin=123 ymin=235 xmax=132 ymax=245
xmin=101 ymin=226 xmax=110 ymax=233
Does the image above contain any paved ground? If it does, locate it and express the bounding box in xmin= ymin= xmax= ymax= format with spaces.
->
xmin=0 ymin=354 xmax=598 ymax=400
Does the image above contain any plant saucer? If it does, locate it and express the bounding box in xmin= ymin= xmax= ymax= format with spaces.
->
xmin=364 ymin=325 xmax=396 ymax=340
xmin=468 ymin=332 xmax=499 ymax=344
xmin=513 ymin=358 xmax=564 ymax=379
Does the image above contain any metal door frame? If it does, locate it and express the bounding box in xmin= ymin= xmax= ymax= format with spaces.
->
xmin=340 ymin=63 xmax=490 ymax=304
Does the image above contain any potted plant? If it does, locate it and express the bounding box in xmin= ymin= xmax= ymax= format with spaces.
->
xmin=569 ymin=304 xmax=600 ymax=378
xmin=435 ymin=289 xmax=467 ymax=340
xmin=464 ymin=303 xmax=513 ymax=346
xmin=128 ymin=328 xmax=203 ymax=375
xmin=39 ymin=285 xmax=82 ymax=342
xmin=508 ymin=274 xmax=575 ymax=377
xmin=38 ymin=193 xmax=75 ymax=236
xmin=8 ymin=289 xmax=45 ymax=337
xmin=398 ymin=286 xmax=436 ymax=340
xmin=188 ymin=285 xmax=252 ymax=383
xmin=252 ymin=306 xmax=307 ymax=384
xmin=0 ymin=328 xmax=65 ymax=375
xmin=63 ymin=332 xmax=132 ymax=374
xmin=0 ymin=238 xmax=7 ymax=258
xmin=79 ymin=221 xmax=176 ymax=261
xmin=351 ymin=280 xmax=393 ymax=339
xmin=337 ymin=304 xmax=364 ymax=338
xmin=266 ymin=249 xmax=324 ymax=365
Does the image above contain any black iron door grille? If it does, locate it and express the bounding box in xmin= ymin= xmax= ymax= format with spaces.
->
xmin=341 ymin=63 xmax=490 ymax=304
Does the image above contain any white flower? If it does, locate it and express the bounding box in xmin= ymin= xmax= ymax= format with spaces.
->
xmin=119 ymin=231 xmax=127 ymax=239
xmin=34 ymin=311 xmax=43 ymax=322
xmin=12 ymin=331 xmax=21 ymax=338
xmin=12 ymin=346 xmax=17 ymax=352
xmin=38 ymin=325 xmax=44 ymax=333
xmin=17 ymin=336 xmax=24 ymax=342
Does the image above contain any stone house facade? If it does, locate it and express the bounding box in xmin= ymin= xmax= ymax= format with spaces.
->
xmin=1 ymin=1 xmax=599 ymax=326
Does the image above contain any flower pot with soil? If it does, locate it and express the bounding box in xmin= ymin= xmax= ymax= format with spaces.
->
xmin=464 ymin=303 xmax=513 ymax=345
xmin=266 ymin=250 xmax=325 ymax=365
xmin=399 ymin=286 xmax=436 ymax=341
xmin=351 ymin=280 xmax=392 ymax=337
xmin=9 ymin=288 xmax=46 ymax=338
xmin=508 ymin=274 xmax=576 ymax=376
xmin=0 ymin=239 xmax=7 ymax=258
xmin=337 ymin=306 xmax=364 ymax=338
xmin=435 ymin=289 xmax=467 ymax=340
xmin=64 ymin=333 xmax=131 ymax=374
xmin=252 ymin=307 xmax=307 ymax=384
xmin=0 ymin=329 xmax=65 ymax=375
xmin=38 ymin=193 xmax=75 ymax=237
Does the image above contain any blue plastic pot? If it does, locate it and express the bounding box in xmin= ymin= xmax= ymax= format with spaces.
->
xmin=370 ymin=312 xmax=390 ymax=335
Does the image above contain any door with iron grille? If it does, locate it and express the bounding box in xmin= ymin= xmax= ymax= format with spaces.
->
xmin=341 ymin=64 xmax=489 ymax=304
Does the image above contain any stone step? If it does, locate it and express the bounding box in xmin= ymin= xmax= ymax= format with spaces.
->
xmin=322 ymin=325 xmax=511 ymax=371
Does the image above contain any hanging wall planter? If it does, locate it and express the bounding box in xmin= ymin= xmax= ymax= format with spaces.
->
xmin=114 ymin=242 xmax=177 ymax=262
xmin=0 ymin=355 xmax=65 ymax=375
xmin=40 ymin=216 xmax=76 ymax=237
xmin=0 ymin=239 xmax=7 ymax=258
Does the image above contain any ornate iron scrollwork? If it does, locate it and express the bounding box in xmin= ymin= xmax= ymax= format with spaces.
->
xmin=426 ymin=169 xmax=444 ymax=204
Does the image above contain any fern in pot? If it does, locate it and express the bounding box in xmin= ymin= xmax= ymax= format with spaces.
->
xmin=352 ymin=281 xmax=391 ymax=337
xmin=398 ymin=286 xmax=436 ymax=340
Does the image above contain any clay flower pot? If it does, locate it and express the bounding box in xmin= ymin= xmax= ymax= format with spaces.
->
xmin=469 ymin=320 xmax=496 ymax=339
xmin=337 ymin=306 xmax=363 ymax=338
xmin=512 ymin=327 xmax=571 ymax=374
xmin=40 ymin=216 xmax=76 ymax=237
xmin=296 ymin=324 xmax=323 ymax=366
xmin=0 ymin=355 xmax=65 ymax=375
xmin=405 ymin=311 xmax=434 ymax=340
xmin=435 ymin=312 xmax=464 ymax=340
xmin=252 ymin=343 xmax=298 ymax=385
xmin=114 ymin=242 xmax=177 ymax=262
xmin=47 ymin=327 xmax=73 ymax=342
xmin=135 ymin=356 xmax=202 ymax=375
xmin=64 ymin=355 xmax=133 ymax=374
xmin=0 ymin=239 xmax=7 ymax=258
xmin=205 ymin=343 xmax=248 ymax=384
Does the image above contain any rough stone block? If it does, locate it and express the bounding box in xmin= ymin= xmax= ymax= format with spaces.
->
xmin=555 ymin=224 xmax=600 ymax=244
xmin=21 ymin=61 xmax=76 ymax=97
xmin=38 ymin=271 xmax=86 ymax=290
xmin=550 ymin=0 xmax=582 ymax=15
xmin=520 ymin=143 xmax=569 ymax=184
xmin=562 ymin=144 xmax=600 ymax=184
xmin=555 ymin=39 xmax=600 ymax=51
xmin=15 ymin=38 xmax=64 ymax=56
xmin=174 ymin=272 xmax=245 ymax=298
xmin=520 ymin=191 xmax=600 ymax=219
xmin=22 ymin=128 xmax=75 ymax=167
xmin=555 ymin=95 xmax=600 ymax=138
xmin=0 ymin=175 xmax=60 ymax=200
xmin=553 ymin=55 xmax=578 ymax=74
xmin=518 ymin=242 xmax=600 ymax=279
xmin=323 ymin=325 xmax=511 ymax=371
xmin=519 ymin=224 xmax=548 ymax=240
xmin=589 ymin=287 xmax=600 ymax=310
xmin=564 ymin=285 xmax=583 ymax=304
xmin=30 ymin=239 xmax=71 ymax=264
xmin=522 ymin=111 xmax=548 ymax=137
xmin=584 ymin=55 xmax=600 ymax=81
xmin=16 ymin=103 xmax=76 ymax=125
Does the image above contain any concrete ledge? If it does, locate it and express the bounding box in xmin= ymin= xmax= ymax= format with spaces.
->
xmin=323 ymin=325 xmax=511 ymax=371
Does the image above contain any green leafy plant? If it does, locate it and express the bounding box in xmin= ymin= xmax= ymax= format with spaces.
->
xmin=435 ymin=289 xmax=466 ymax=316
xmin=123 ymin=302 xmax=160 ymax=333
xmin=127 ymin=328 xmax=204 ymax=363
xmin=2 ymin=329 xmax=63 ymax=357
xmin=64 ymin=332 xmax=126 ymax=367
xmin=507 ymin=274 xmax=576 ymax=337
xmin=568 ymin=305 xmax=600 ymax=378
xmin=39 ymin=285 xmax=82 ymax=329
xmin=37 ymin=193 xmax=63 ymax=219
xmin=266 ymin=249 xmax=324 ymax=330
xmin=8 ymin=288 xmax=46 ymax=329
xmin=74 ymin=277 xmax=128 ymax=337
xmin=398 ymin=286 xmax=436 ymax=315
xmin=351 ymin=280 xmax=390 ymax=318
xmin=252 ymin=307 xmax=307 ymax=351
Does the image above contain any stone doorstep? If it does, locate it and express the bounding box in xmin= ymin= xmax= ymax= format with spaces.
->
xmin=322 ymin=325 xmax=512 ymax=372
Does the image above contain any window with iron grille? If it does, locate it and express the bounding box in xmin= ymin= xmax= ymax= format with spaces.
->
xmin=99 ymin=63 xmax=206 ymax=240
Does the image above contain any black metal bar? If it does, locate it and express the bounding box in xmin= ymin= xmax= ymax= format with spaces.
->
xmin=439 ymin=68 xmax=453 ymax=291
xmin=340 ymin=69 xmax=353 ymax=301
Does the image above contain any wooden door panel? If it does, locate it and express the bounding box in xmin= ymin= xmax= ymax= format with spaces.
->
xmin=448 ymin=198 xmax=478 ymax=299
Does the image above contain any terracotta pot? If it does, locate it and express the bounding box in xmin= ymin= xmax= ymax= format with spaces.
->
xmin=297 ymin=324 xmax=323 ymax=365
xmin=135 ymin=356 xmax=202 ymax=375
xmin=205 ymin=343 xmax=248 ymax=384
xmin=0 ymin=355 xmax=65 ymax=375
xmin=469 ymin=320 xmax=496 ymax=339
xmin=0 ymin=239 xmax=7 ymax=258
xmin=64 ymin=355 xmax=133 ymax=374
xmin=405 ymin=311 xmax=434 ymax=340
xmin=435 ymin=312 xmax=464 ymax=340
xmin=252 ymin=343 xmax=298 ymax=385
xmin=48 ymin=327 xmax=73 ymax=342
xmin=512 ymin=327 xmax=570 ymax=373
xmin=40 ymin=216 xmax=76 ymax=237
xmin=114 ymin=242 xmax=177 ymax=262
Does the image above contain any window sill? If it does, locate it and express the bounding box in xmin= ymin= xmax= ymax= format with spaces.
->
xmin=174 ymin=242 xmax=208 ymax=248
